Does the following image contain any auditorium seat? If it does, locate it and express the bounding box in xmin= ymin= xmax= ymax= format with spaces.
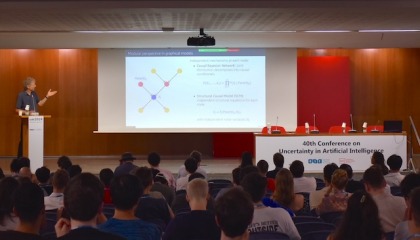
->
xmin=295 ymin=126 xmax=319 ymax=134
xmin=301 ymin=230 xmax=333 ymax=240
xmin=329 ymin=126 xmax=351 ymax=134
xmin=292 ymin=216 xmax=323 ymax=224
xmin=249 ymin=231 xmax=291 ymax=240
xmin=295 ymin=222 xmax=336 ymax=236
xmin=262 ymin=126 xmax=286 ymax=134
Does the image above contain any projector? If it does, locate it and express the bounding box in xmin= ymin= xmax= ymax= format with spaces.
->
xmin=187 ymin=36 xmax=215 ymax=46
xmin=187 ymin=28 xmax=215 ymax=46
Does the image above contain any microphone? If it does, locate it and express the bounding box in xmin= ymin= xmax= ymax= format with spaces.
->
xmin=349 ymin=114 xmax=357 ymax=133
xmin=32 ymin=94 xmax=36 ymax=113
xmin=371 ymin=120 xmax=380 ymax=133
xmin=272 ymin=116 xmax=281 ymax=134
xmin=311 ymin=114 xmax=319 ymax=134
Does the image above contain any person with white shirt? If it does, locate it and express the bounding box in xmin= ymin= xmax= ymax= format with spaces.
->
xmin=44 ymin=169 xmax=69 ymax=211
xmin=178 ymin=150 xmax=207 ymax=179
xmin=290 ymin=160 xmax=316 ymax=193
xmin=310 ymin=163 xmax=338 ymax=210
xmin=363 ymin=165 xmax=406 ymax=233
xmin=384 ymin=154 xmax=405 ymax=187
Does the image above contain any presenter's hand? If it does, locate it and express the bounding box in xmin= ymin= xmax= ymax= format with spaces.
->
xmin=46 ymin=89 xmax=58 ymax=98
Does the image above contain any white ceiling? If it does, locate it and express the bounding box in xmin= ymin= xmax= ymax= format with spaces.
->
xmin=1 ymin=0 xmax=420 ymax=48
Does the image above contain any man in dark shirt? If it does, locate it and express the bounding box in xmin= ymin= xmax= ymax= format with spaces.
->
xmin=15 ymin=77 xmax=57 ymax=114
xmin=163 ymin=178 xmax=221 ymax=240
xmin=0 ymin=182 xmax=46 ymax=240
xmin=55 ymin=173 xmax=125 ymax=240
xmin=266 ymin=152 xmax=284 ymax=179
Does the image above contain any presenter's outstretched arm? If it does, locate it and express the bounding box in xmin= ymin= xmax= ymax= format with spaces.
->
xmin=38 ymin=89 xmax=58 ymax=107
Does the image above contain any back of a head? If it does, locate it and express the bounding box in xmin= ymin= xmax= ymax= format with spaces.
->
xmin=289 ymin=160 xmax=304 ymax=178
xmin=409 ymin=187 xmax=420 ymax=226
xmin=35 ymin=166 xmax=51 ymax=184
xmin=53 ymin=169 xmax=70 ymax=190
xmin=68 ymin=164 xmax=82 ymax=178
xmin=64 ymin=173 xmax=104 ymax=221
xmin=387 ymin=154 xmax=403 ymax=171
xmin=273 ymin=168 xmax=294 ymax=206
xmin=190 ymin=150 xmax=202 ymax=163
xmin=257 ymin=160 xmax=269 ymax=175
xmin=184 ymin=157 xmax=198 ymax=174
xmin=241 ymin=172 xmax=267 ymax=203
xmin=99 ymin=168 xmax=114 ymax=187
xmin=0 ymin=168 xmax=4 ymax=179
xmin=331 ymin=169 xmax=348 ymax=190
xmin=147 ymin=152 xmax=161 ymax=167
xmin=215 ymin=188 xmax=254 ymax=238
xmin=13 ymin=182 xmax=44 ymax=223
xmin=0 ymin=177 xmax=19 ymax=222
xmin=363 ymin=165 xmax=385 ymax=189
xmin=111 ymin=174 xmax=143 ymax=210
xmin=17 ymin=157 xmax=30 ymax=169
xmin=133 ymin=167 xmax=153 ymax=189
xmin=339 ymin=164 xmax=353 ymax=179
xmin=324 ymin=163 xmax=339 ymax=183
xmin=57 ymin=156 xmax=72 ymax=170
xmin=400 ymin=173 xmax=420 ymax=198
xmin=10 ymin=158 xmax=20 ymax=173
xmin=334 ymin=190 xmax=383 ymax=240
xmin=273 ymin=152 xmax=284 ymax=168
xmin=239 ymin=165 xmax=259 ymax=184
xmin=371 ymin=151 xmax=385 ymax=165
xmin=19 ymin=167 xmax=32 ymax=179
xmin=240 ymin=151 xmax=253 ymax=168
xmin=187 ymin=178 xmax=208 ymax=201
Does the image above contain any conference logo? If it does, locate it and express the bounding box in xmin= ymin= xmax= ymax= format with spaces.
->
xmin=307 ymin=159 xmax=330 ymax=164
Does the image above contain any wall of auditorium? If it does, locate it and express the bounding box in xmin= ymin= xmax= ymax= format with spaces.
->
xmin=1 ymin=48 xmax=419 ymax=157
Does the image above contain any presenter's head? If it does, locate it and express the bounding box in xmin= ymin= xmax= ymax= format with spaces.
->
xmin=23 ymin=77 xmax=36 ymax=91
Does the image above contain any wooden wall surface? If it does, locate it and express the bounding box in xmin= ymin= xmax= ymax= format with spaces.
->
xmin=1 ymin=48 xmax=420 ymax=157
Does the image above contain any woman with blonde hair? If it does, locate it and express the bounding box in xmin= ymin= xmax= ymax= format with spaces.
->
xmin=316 ymin=169 xmax=350 ymax=215
xmin=263 ymin=168 xmax=304 ymax=213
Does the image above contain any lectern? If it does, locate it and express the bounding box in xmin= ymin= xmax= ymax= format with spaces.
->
xmin=18 ymin=115 xmax=51 ymax=171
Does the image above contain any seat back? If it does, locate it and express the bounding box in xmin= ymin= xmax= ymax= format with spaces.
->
xmin=329 ymin=126 xmax=351 ymax=133
xmin=295 ymin=222 xmax=336 ymax=236
xmin=249 ymin=231 xmax=291 ymax=240
xmin=301 ymin=230 xmax=334 ymax=240
xmin=262 ymin=126 xmax=286 ymax=134
xmin=292 ymin=216 xmax=323 ymax=224
xmin=295 ymin=126 xmax=319 ymax=133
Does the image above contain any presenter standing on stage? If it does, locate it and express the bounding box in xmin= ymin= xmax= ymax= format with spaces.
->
xmin=15 ymin=77 xmax=57 ymax=114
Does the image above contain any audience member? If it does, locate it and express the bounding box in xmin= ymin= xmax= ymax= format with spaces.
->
xmin=385 ymin=154 xmax=405 ymax=187
xmin=35 ymin=166 xmax=52 ymax=196
xmin=45 ymin=169 xmax=69 ymax=211
xmin=114 ymin=152 xmax=138 ymax=177
xmin=0 ymin=182 xmax=46 ymax=240
xmin=99 ymin=174 xmax=160 ymax=240
xmin=0 ymin=168 xmax=4 ymax=179
xmin=363 ymin=165 xmax=406 ymax=233
xmin=241 ymin=173 xmax=300 ymax=240
xmin=99 ymin=168 xmax=114 ymax=204
xmin=178 ymin=150 xmax=208 ymax=179
xmin=266 ymin=152 xmax=284 ymax=179
xmin=57 ymin=156 xmax=72 ymax=172
xmin=395 ymin=186 xmax=420 ymax=240
xmin=310 ymin=163 xmax=339 ymax=209
xmin=394 ymin=173 xmax=420 ymax=240
xmin=256 ymin=159 xmax=275 ymax=192
xmin=55 ymin=173 xmax=124 ymax=240
xmin=151 ymin=171 xmax=175 ymax=206
xmin=290 ymin=160 xmax=316 ymax=193
xmin=134 ymin=167 xmax=174 ymax=231
xmin=264 ymin=168 xmax=303 ymax=215
xmin=0 ymin=177 xmax=20 ymax=231
xmin=176 ymin=157 xmax=198 ymax=191
xmin=10 ymin=158 xmax=21 ymax=178
xmin=339 ymin=163 xmax=364 ymax=193
xmin=148 ymin=152 xmax=176 ymax=189
xmin=215 ymin=188 xmax=254 ymax=240
xmin=371 ymin=151 xmax=389 ymax=175
xmin=239 ymin=165 xmax=259 ymax=184
xmin=316 ymin=169 xmax=350 ymax=215
xmin=67 ymin=165 xmax=82 ymax=178
xmin=163 ymin=178 xmax=220 ymax=240
xmin=215 ymin=167 xmax=241 ymax=200
xmin=239 ymin=151 xmax=254 ymax=168
xmin=328 ymin=191 xmax=384 ymax=240
xmin=18 ymin=167 xmax=33 ymax=180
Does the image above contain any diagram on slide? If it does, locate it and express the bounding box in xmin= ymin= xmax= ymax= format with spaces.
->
xmin=137 ymin=68 xmax=182 ymax=113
